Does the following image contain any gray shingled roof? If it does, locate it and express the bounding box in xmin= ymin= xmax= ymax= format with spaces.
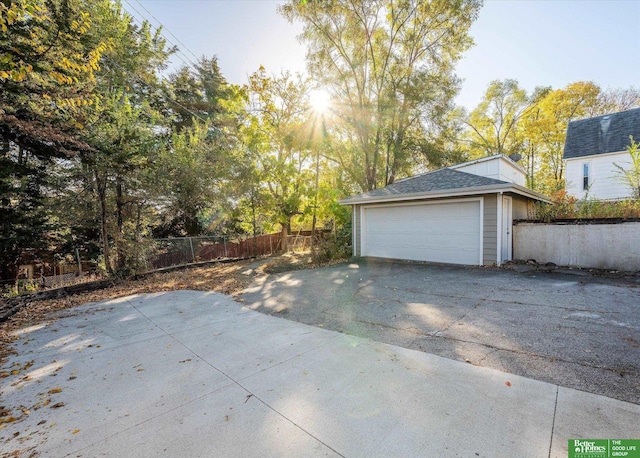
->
xmin=345 ymin=168 xmax=508 ymax=201
xmin=564 ymin=107 xmax=640 ymax=159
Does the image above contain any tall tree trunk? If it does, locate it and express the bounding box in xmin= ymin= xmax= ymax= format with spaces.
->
xmin=94 ymin=169 xmax=112 ymax=275
xmin=115 ymin=174 xmax=126 ymax=272
xmin=311 ymin=149 xmax=320 ymax=250
xmin=251 ymin=188 xmax=257 ymax=257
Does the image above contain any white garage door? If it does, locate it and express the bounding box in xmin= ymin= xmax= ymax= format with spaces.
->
xmin=362 ymin=200 xmax=482 ymax=265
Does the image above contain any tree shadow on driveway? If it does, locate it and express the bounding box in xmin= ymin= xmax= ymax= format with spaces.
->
xmin=240 ymin=259 xmax=640 ymax=404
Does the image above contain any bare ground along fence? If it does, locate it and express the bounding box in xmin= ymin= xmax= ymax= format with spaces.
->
xmin=9 ymin=230 xmax=329 ymax=294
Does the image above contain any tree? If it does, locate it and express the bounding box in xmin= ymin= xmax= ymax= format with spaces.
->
xmin=166 ymin=56 xmax=231 ymax=132
xmin=280 ymin=0 xmax=481 ymax=191
xmin=241 ymin=68 xmax=314 ymax=245
xmin=593 ymin=87 xmax=640 ymax=116
xmin=464 ymin=79 xmax=530 ymax=159
xmin=156 ymin=121 xmax=227 ymax=236
xmin=157 ymin=56 xmax=246 ymax=238
xmin=0 ymin=0 xmax=111 ymax=281
xmin=613 ymin=136 xmax=640 ymax=199
xmin=523 ymin=81 xmax=600 ymax=193
xmin=0 ymin=0 xmax=107 ymax=158
xmin=68 ymin=1 xmax=173 ymax=274
xmin=0 ymin=141 xmax=52 ymax=281
xmin=518 ymin=85 xmax=552 ymax=188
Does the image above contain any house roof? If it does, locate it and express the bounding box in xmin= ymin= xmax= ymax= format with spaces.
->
xmin=339 ymin=168 xmax=550 ymax=205
xmin=564 ymin=107 xmax=640 ymax=159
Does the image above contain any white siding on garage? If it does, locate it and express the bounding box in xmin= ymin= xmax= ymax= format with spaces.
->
xmin=361 ymin=199 xmax=482 ymax=265
xmin=451 ymin=155 xmax=526 ymax=186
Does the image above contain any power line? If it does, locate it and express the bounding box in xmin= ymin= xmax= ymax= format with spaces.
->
xmin=102 ymin=55 xmax=209 ymax=124
xmin=133 ymin=0 xmax=201 ymax=63
xmin=122 ymin=0 xmax=195 ymax=70
xmin=122 ymin=0 xmax=200 ymax=71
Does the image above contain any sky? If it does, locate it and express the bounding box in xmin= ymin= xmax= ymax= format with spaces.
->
xmin=123 ymin=0 xmax=640 ymax=111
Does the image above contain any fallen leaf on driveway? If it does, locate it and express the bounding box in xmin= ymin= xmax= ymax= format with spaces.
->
xmin=48 ymin=388 xmax=62 ymax=394
xmin=505 ymin=381 xmax=512 ymax=387
xmin=624 ymin=337 xmax=639 ymax=348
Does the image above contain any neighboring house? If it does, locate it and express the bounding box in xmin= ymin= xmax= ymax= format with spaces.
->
xmin=564 ymin=107 xmax=640 ymax=200
xmin=340 ymin=155 xmax=549 ymax=267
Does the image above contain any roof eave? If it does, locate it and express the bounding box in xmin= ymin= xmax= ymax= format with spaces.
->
xmin=339 ymin=183 xmax=551 ymax=205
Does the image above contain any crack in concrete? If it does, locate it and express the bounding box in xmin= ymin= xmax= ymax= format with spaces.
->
xmin=420 ymin=333 xmax=640 ymax=377
xmin=373 ymin=284 xmax=634 ymax=314
xmin=548 ymin=387 xmax=559 ymax=458
xmin=478 ymin=347 xmax=500 ymax=364
xmin=433 ymin=299 xmax=486 ymax=337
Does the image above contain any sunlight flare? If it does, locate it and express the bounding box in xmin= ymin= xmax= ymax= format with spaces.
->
xmin=309 ymin=89 xmax=331 ymax=114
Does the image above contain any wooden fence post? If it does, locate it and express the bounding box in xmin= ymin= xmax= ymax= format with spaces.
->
xmin=75 ymin=248 xmax=82 ymax=275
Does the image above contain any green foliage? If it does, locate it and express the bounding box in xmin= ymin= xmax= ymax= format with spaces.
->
xmin=464 ymin=79 xmax=530 ymax=159
xmin=0 ymin=143 xmax=52 ymax=280
xmin=155 ymin=120 xmax=230 ymax=236
xmin=465 ymin=80 xmax=640 ymax=194
xmin=311 ymin=223 xmax=353 ymax=264
xmin=613 ymin=136 xmax=640 ymax=199
xmin=0 ymin=0 xmax=108 ymax=157
xmin=240 ymin=68 xmax=314 ymax=234
xmin=280 ymin=0 xmax=482 ymax=191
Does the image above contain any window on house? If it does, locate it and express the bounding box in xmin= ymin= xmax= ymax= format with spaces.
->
xmin=582 ymin=163 xmax=590 ymax=190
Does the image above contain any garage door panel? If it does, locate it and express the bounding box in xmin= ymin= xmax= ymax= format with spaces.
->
xmin=362 ymin=201 xmax=481 ymax=265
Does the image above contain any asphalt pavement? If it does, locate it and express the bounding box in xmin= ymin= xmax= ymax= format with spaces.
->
xmin=240 ymin=259 xmax=640 ymax=404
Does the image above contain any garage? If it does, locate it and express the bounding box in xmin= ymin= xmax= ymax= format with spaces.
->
xmin=361 ymin=200 xmax=482 ymax=265
xmin=340 ymin=157 xmax=550 ymax=266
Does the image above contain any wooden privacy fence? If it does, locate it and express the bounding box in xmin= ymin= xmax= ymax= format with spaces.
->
xmin=198 ymin=233 xmax=282 ymax=260
xmin=150 ymin=230 xmax=330 ymax=270
xmin=150 ymin=233 xmax=284 ymax=270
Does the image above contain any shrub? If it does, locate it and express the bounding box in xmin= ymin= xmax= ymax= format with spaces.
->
xmin=534 ymin=190 xmax=640 ymax=221
xmin=535 ymin=190 xmax=578 ymax=221
xmin=311 ymin=224 xmax=352 ymax=264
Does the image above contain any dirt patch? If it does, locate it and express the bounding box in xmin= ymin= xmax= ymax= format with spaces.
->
xmin=0 ymin=253 xmax=348 ymax=368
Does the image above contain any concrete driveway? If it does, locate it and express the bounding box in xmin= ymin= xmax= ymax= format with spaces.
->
xmin=1 ymin=290 xmax=639 ymax=457
xmin=240 ymin=259 xmax=640 ymax=405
